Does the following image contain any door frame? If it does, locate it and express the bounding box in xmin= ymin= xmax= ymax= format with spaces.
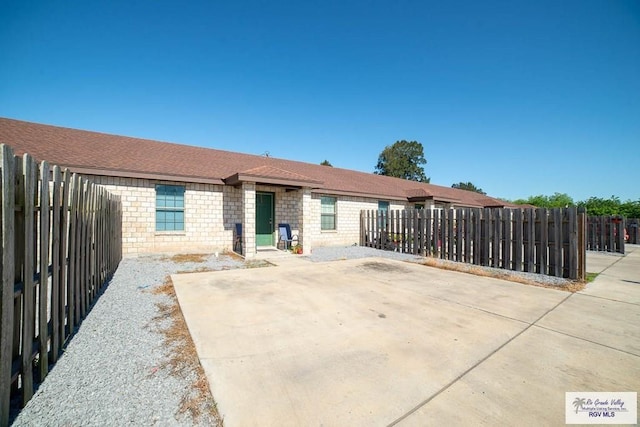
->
xmin=255 ymin=191 xmax=275 ymax=246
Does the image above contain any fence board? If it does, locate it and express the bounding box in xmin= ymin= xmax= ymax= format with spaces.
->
xmin=38 ymin=161 xmax=50 ymax=381
xmin=424 ymin=209 xmax=432 ymax=256
xmin=513 ymin=208 xmax=523 ymax=271
xmin=411 ymin=209 xmax=422 ymax=255
xmin=59 ymin=170 xmax=70 ymax=343
xmin=455 ymin=209 xmax=462 ymax=262
xmin=20 ymin=154 xmax=36 ymax=405
xmin=473 ymin=209 xmax=481 ymax=265
xmin=51 ymin=166 xmax=61 ymax=363
xmin=1 ymin=146 xmax=16 ymax=426
xmin=503 ymin=209 xmax=511 ymax=271
xmin=432 ymin=210 xmax=440 ymax=258
xmin=552 ymin=209 xmax=562 ymax=277
xmin=537 ymin=208 xmax=548 ymax=275
xmin=578 ymin=208 xmax=586 ymax=280
xmin=523 ymin=209 xmax=534 ymax=272
xmin=492 ymin=209 xmax=501 ymax=268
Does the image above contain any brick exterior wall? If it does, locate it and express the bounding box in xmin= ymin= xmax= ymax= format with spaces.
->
xmin=309 ymin=194 xmax=408 ymax=247
xmin=88 ymin=176 xmax=232 ymax=255
xmin=85 ymin=175 xmax=413 ymax=255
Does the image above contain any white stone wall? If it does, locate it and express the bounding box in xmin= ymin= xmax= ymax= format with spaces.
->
xmin=85 ymin=175 xmax=413 ymax=255
xmin=241 ymin=182 xmax=256 ymax=257
xmin=88 ymin=176 xmax=231 ymax=255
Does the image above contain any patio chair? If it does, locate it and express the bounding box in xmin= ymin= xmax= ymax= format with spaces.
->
xmin=234 ymin=223 xmax=242 ymax=254
xmin=278 ymin=223 xmax=298 ymax=250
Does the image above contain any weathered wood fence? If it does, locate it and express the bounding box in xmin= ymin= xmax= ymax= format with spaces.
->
xmin=627 ymin=218 xmax=640 ymax=245
xmin=586 ymin=216 xmax=626 ymax=254
xmin=0 ymin=145 xmax=122 ymax=425
xmin=360 ymin=207 xmax=586 ymax=280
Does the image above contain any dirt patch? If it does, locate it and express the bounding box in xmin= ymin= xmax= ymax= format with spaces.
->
xmin=152 ymin=279 xmax=223 ymax=425
xmin=360 ymin=261 xmax=411 ymax=274
xmin=164 ymin=253 xmax=208 ymax=263
xmin=420 ymin=257 xmax=586 ymax=293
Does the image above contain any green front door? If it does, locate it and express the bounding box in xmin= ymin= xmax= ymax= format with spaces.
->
xmin=256 ymin=192 xmax=275 ymax=246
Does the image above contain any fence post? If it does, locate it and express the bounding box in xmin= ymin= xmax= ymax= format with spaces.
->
xmin=578 ymin=207 xmax=586 ymax=281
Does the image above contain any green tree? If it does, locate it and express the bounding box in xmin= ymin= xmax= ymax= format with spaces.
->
xmin=451 ymin=182 xmax=486 ymax=194
xmin=578 ymin=196 xmax=621 ymax=216
xmin=511 ymin=193 xmax=640 ymax=217
xmin=320 ymin=160 xmax=333 ymax=167
xmin=513 ymin=192 xmax=574 ymax=208
xmin=620 ymin=199 xmax=640 ymax=218
xmin=374 ymin=140 xmax=430 ymax=182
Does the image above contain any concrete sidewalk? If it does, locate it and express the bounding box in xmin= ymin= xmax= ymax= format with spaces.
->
xmin=172 ymin=247 xmax=640 ymax=426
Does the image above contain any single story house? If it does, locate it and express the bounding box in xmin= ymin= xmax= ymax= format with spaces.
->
xmin=0 ymin=117 xmax=514 ymax=257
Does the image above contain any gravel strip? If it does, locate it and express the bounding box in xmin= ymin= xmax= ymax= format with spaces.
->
xmin=10 ymin=246 xmax=573 ymax=425
xmin=307 ymin=244 xmax=426 ymax=263
xmin=11 ymin=253 xmax=248 ymax=427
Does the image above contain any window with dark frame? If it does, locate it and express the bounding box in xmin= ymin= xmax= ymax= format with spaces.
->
xmin=156 ymin=184 xmax=185 ymax=231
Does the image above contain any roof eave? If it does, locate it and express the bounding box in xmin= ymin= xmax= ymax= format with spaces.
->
xmin=66 ymin=166 xmax=226 ymax=185
xmin=311 ymin=188 xmax=408 ymax=201
xmin=225 ymin=172 xmax=324 ymax=188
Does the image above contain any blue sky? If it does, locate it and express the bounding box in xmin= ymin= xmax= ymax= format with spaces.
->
xmin=1 ymin=0 xmax=638 ymax=202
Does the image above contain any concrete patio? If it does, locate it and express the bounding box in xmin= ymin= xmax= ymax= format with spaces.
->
xmin=172 ymin=246 xmax=640 ymax=426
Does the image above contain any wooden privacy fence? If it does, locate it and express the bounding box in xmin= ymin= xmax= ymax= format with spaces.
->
xmin=586 ymin=216 xmax=626 ymax=254
xmin=627 ymin=218 xmax=640 ymax=245
xmin=0 ymin=145 xmax=122 ymax=425
xmin=360 ymin=207 xmax=586 ymax=280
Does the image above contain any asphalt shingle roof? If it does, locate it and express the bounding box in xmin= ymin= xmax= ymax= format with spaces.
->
xmin=0 ymin=117 xmax=511 ymax=207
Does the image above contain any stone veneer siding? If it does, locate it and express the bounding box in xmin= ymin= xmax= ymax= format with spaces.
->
xmin=309 ymin=194 xmax=407 ymax=247
xmin=84 ymin=175 xmax=413 ymax=255
xmin=88 ymin=176 xmax=238 ymax=255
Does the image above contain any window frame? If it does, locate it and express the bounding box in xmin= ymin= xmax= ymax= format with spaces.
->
xmin=320 ymin=196 xmax=337 ymax=231
xmin=378 ymin=200 xmax=390 ymax=211
xmin=155 ymin=184 xmax=185 ymax=232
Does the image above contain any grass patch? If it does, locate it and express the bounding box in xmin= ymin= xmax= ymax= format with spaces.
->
xmin=586 ymin=272 xmax=599 ymax=283
xmin=152 ymin=279 xmax=223 ymax=425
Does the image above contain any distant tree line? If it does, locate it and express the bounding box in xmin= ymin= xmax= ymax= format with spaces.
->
xmin=512 ymin=193 xmax=640 ymax=218
xmin=325 ymin=141 xmax=638 ymax=219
